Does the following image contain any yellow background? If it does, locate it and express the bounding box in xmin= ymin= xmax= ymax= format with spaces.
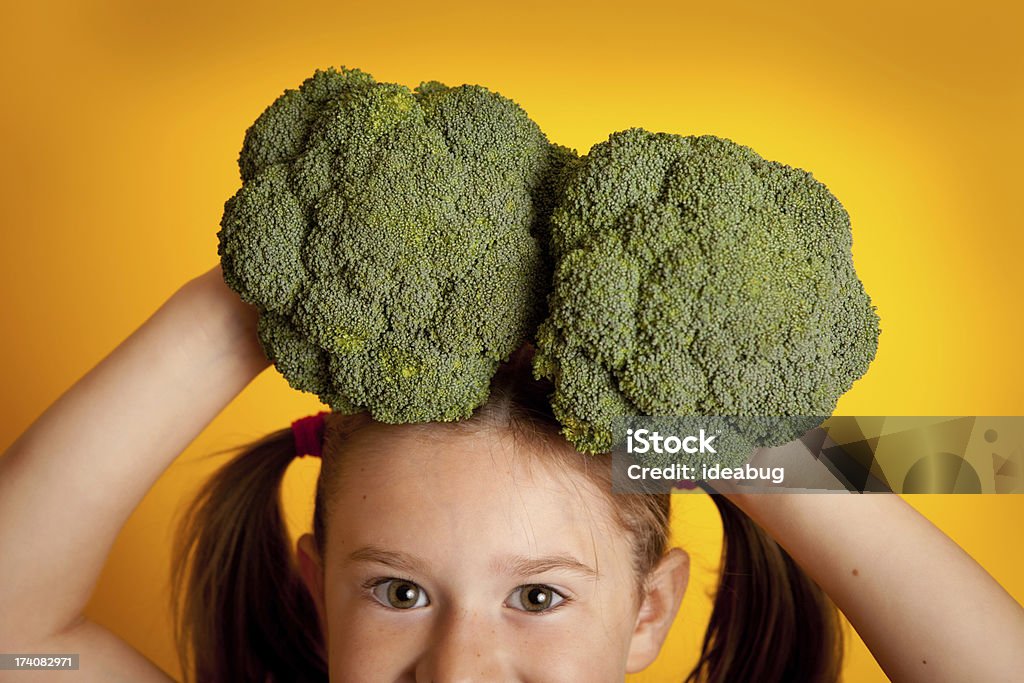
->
xmin=1 ymin=1 xmax=1021 ymax=680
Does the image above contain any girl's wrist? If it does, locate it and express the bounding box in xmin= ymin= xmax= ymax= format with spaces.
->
xmin=714 ymin=428 xmax=857 ymax=511
xmin=171 ymin=264 xmax=270 ymax=373
xmin=722 ymin=487 xmax=856 ymax=528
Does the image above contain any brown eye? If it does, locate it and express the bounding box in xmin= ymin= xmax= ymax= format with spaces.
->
xmin=507 ymin=584 xmax=566 ymax=613
xmin=370 ymin=579 xmax=428 ymax=609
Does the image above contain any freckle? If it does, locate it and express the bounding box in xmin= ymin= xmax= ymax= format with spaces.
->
xmin=362 ymin=494 xmax=367 ymax=500
xmin=852 ymin=568 xmax=859 ymax=576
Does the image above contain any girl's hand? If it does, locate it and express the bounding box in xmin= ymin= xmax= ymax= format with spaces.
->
xmin=174 ymin=263 xmax=266 ymax=364
xmin=704 ymin=427 xmax=852 ymax=495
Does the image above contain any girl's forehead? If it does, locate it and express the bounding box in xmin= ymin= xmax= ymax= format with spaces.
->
xmin=324 ymin=426 xmax=633 ymax=576
xmin=333 ymin=422 xmax=605 ymax=497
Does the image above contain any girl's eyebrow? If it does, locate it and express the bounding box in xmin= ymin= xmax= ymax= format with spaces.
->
xmin=495 ymin=553 xmax=598 ymax=580
xmin=348 ymin=545 xmax=427 ymax=574
xmin=345 ymin=545 xmax=598 ymax=579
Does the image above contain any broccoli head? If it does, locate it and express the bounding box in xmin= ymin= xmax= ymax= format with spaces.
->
xmin=534 ymin=128 xmax=881 ymax=455
xmin=218 ymin=66 xmax=575 ymax=422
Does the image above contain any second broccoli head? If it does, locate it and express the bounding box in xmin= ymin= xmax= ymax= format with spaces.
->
xmin=534 ymin=128 xmax=881 ymax=456
xmin=218 ymin=66 xmax=576 ymax=422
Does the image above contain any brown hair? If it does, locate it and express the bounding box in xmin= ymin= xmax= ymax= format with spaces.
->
xmin=171 ymin=346 xmax=843 ymax=682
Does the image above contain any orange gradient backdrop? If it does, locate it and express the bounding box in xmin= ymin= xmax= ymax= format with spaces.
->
xmin=1 ymin=1 xmax=1021 ymax=681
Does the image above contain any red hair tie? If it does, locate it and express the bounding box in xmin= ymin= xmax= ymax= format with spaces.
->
xmin=291 ymin=411 xmax=330 ymax=458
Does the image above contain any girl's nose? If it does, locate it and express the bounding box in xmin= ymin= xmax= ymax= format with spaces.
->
xmin=414 ymin=606 xmax=508 ymax=683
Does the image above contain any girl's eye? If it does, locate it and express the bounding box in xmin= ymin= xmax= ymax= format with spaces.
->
xmin=370 ymin=579 xmax=429 ymax=610
xmin=506 ymin=584 xmax=567 ymax=613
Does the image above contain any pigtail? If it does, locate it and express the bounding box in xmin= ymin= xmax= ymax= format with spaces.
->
xmin=685 ymin=494 xmax=844 ymax=683
xmin=170 ymin=427 xmax=327 ymax=683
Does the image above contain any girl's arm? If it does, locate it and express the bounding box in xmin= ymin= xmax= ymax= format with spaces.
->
xmin=0 ymin=265 xmax=269 ymax=647
xmin=723 ymin=441 xmax=1024 ymax=683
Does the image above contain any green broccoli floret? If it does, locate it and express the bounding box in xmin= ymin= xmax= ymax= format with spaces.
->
xmin=218 ymin=66 xmax=575 ymax=422
xmin=534 ymin=128 xmax=881 ymax=456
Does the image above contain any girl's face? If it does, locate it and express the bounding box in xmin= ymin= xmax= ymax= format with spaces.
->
xmin=296 ymin=425 xmax=688 ymax=682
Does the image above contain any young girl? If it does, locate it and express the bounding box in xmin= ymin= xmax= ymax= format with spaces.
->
xmin=1 ymin=265 xmax=1022 ymax=682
